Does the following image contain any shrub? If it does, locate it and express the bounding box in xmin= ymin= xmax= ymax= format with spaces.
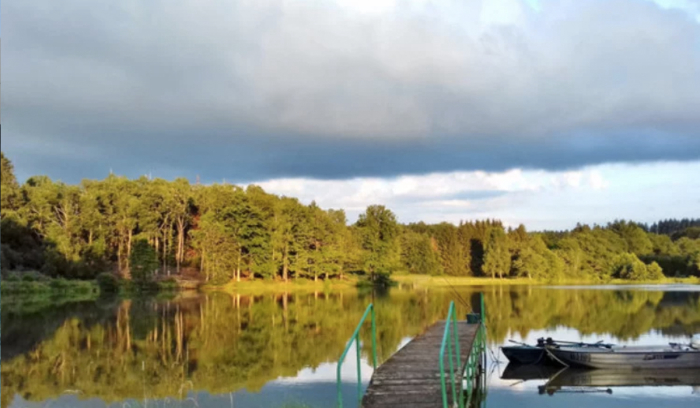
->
xmin=97 ymin=273 xmax=121 ymax=293
xmin=5 ymin=273 xmax=20 ymax=282
xmin=49 ymin=278 xmax=70 ymax=290
xmin=646 ymin=262 xmax=665 ymax=280
xmin=21 ymin=273 xmax=37 ymax=282
xmin=158 ymin=278 xmax=179 ymax=291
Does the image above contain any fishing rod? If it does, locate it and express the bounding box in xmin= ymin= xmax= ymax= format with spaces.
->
xmin=440 ymin=275 xmax=471 ymax=310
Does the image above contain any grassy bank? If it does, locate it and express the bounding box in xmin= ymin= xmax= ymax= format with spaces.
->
xmin=1 ymin=278 xmax=99 ymax=296
xmin=202 ymin=277 xmax=359 ymax=294
xmin=393 ymin=274 xmax=700 ymax=288
xmin=1 ymin=272 xmax=190 ymax=300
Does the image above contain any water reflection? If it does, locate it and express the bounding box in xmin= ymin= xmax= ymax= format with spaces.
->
xmin=1 ymin=286 xmax=699 ymax=408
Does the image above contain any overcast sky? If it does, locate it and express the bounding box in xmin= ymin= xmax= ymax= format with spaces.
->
xmin=2 ymin=0 xmax=699 ymax=229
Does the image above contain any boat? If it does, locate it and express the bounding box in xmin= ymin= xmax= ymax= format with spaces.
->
xmin=539 ymin=368 xmax=700 ymax=395
xmin=548 ymin=336 xmax=700 ymax=369
xmin=501 ymin=338 xmax=613 ymax=365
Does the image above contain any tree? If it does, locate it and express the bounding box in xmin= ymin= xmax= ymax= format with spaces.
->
xmin=434 ymin=223 xmax=468 ymax=276
xmin=1 ymin=159 xmax=692 ymax=284
xmin=1 ymin=152 xmax=20 ymax=216
xmin=511 ymin=235 xmax=553 ymax=280
xmin=355 ymin=205 xmax=400 ymax=283
xmin=129 ymin=239 xmax=159 ymax=283
xmin=190 ymin=211 xmax=238 ymax=283
xmin=401 ymin=229 xmax=442 ymax=275
xmin=483 ymin=228 xmax=510 ymax=279
xmin=609 ymin=220 xmax=653 ymax=256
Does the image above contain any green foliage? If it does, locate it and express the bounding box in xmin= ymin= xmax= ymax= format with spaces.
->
xmin=96 ymin=273 xmax=121 ymax=293
xmin=158 ymin=278 xmax=179 ymax=291
xmin=1 ymin=278 xmax=98 ymax=295
xmin=129 ymin=239 xmax=159 ymax=283
xmin=401 ymin=229 xmax=442 ymax=275
xmin=0 ymin=151 xmax=694 ymax=284
xmin=483 ymin=228 xmax=510 ymax=279
xmin=608 ymin=220 xmax=653 ymax=255
xmin=613 ymin=253 xmax=649 ymax=280
xmin=1 ymin=152 xmax=20 ymax=215
xmin=612 ymin=254 xmax=666 ymax=281
xmin=646 ymin=261 xmax=665 ymax=280
xmin=355 ymin=205 xmax=401 ymax=283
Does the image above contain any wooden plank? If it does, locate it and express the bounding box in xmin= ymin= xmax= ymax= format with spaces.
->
xmin=362 ymin=321 xmax=478 ymax=408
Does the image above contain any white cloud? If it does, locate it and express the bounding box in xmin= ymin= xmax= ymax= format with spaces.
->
xmin=252 ymin=162 xmax=700 ymax=230
xmin=253 ymin=166 xmax=615 ymax=225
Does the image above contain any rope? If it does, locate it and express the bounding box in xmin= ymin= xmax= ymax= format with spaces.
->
xmin=544 ymin=347 xmax=569 ymax=367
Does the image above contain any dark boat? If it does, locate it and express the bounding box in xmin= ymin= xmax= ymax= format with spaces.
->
xmin=501 ymin=338 xmax=613 ymax=365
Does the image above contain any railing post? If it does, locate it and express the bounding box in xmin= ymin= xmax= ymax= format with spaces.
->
xmin=356 ymin=333 xmax=362 ymax=403
xmin=480 ymin=293 xmax=485 ymax=324
xmin=448 ymin=327 xmax=457 ymax=405
xmin=452 ymin=303 xmax=464 ymax=408
xmin=371 ymin=305 xmax=377 ymax=369
xmin=337 ymin=304 xmax=378 ymax=408
xmin=452 ymin=306 xmax=461 ymax=372
xmin=439 ymin=301 xmax=455 ymax=408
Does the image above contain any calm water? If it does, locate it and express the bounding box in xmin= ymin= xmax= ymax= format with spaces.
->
xmin=2 ymin=285 xmax=699 ymax=408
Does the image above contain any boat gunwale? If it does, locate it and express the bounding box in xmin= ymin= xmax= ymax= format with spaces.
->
xmin=553 ymin=346 xmax=700 ymax=355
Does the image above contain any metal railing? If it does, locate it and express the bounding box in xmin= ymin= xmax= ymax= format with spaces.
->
xmin=337 ymin=304 xmax=378 ymax=408
xmin=464 ymin=293 xmax=487 ymax=407
xmin=440 ymin=294 xmax=487 ymax=408
xmin=439 ymin=301 xmax=464 ymax=408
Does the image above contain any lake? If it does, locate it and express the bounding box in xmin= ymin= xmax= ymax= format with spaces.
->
xmin=2 ymin=285 xmax=699 ymax=408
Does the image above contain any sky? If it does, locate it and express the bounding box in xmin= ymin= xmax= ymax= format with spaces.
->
xmin=2 ymin=0 xmax=699 ymax=230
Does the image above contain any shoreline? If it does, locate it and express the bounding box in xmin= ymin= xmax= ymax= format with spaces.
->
xmin=391 ymin=275 xmax=700 ymax=288
xmin=2 ymin=274 xmax=697 ymax=301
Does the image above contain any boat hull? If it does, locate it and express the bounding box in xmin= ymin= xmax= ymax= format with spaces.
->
xmin=551 ymin=347 xmax=700 ymax=369
xmin=501 ymin=347 xmax=547 ymax=365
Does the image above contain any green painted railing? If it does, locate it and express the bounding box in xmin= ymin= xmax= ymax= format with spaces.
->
xmin=337 ymin=304 xmax=378 ymax=408
xmin=464 ymin=294 xmax=487 ymax=407
xmin=440 ymin=294 xmax=487 ymax=408
xmin=439 ymin=301 xmax=464 ymax=408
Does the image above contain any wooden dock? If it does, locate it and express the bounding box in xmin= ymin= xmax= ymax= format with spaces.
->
xmin=362 ymin=321 xmax=479 ymax=408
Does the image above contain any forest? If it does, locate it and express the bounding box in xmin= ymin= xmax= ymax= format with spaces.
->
xmin=1 ymin=152 xmax=699 ymax=284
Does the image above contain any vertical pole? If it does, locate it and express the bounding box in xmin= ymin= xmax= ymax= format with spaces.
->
xmin=453 ymin=307 xmax=461 ymax=370
xmin=338 ymin=348 xmax=344 ymax=408
xmin=440 ymin=357 xmax=448 ymax=408
xmin=338 ymin=373 xmax=343 ymax=408
xmin=371 ymin=305 xmax=377 ymax=369
xmin=453 ymin=304 xmax=464 ymax=408
xmin=356 ymin=334 xmax=362 ymax=404
xmin=480 ymin=293 xmax=485 ymax=324
xmin=448 ymin=305 xmax=458 ymax=405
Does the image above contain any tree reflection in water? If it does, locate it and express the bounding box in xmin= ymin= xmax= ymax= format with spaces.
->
xmin=1 ymin=286 xmax=699 ymax=407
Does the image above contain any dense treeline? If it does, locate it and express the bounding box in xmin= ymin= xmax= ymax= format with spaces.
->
xmin=647 ymin=218 xmax=700 ymax=238
xmin=1 ymin=152 xmax=698 ymax=282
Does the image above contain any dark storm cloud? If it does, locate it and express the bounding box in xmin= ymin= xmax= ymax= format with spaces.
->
xmin=3 ymin=0 xmax=700 ymax=183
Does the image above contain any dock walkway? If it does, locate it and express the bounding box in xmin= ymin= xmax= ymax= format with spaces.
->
xmin=362 ymin=321 xmax=478 ymax=408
